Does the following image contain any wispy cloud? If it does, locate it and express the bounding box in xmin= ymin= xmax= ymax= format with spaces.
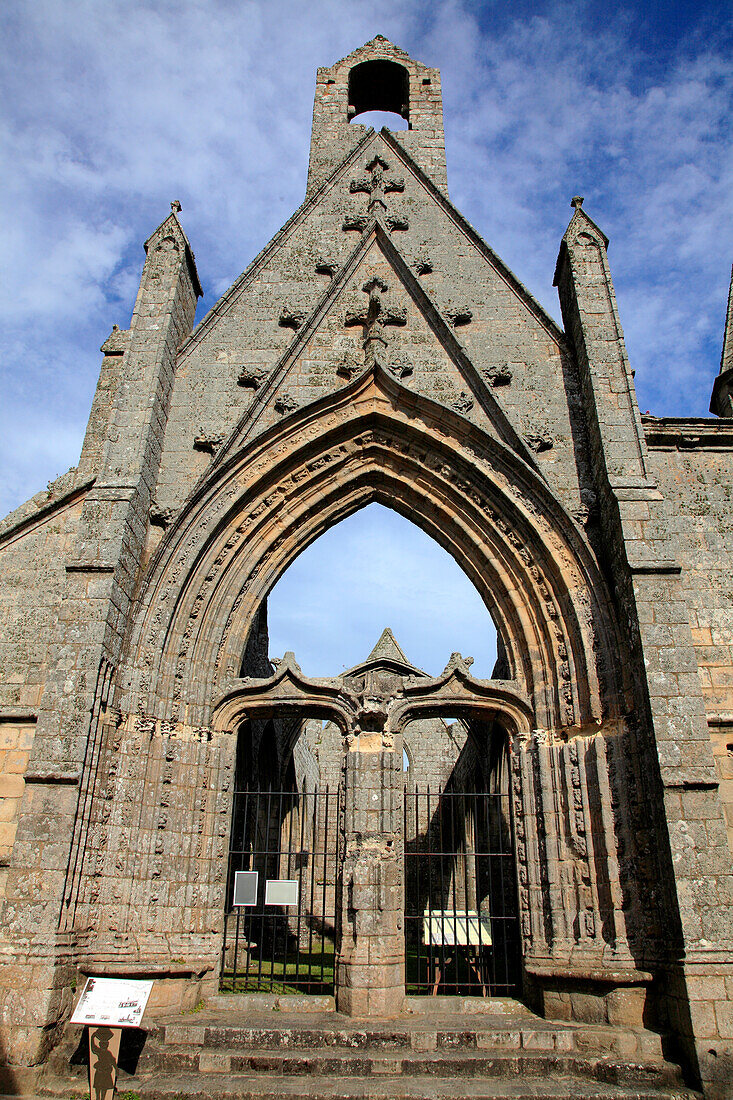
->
xmin=0 ymin=0 xmax=731 ymax=665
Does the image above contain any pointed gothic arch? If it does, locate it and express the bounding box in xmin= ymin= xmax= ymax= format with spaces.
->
xmin=122 ymin=365 xmax=630 ymax=736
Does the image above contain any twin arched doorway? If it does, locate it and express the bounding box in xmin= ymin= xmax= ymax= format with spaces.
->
xmin=115 ymin=366 xmax=632 ymax=1016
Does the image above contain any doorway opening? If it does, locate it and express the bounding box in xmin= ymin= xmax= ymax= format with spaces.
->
xmin=221 ymin=503 xmax=520 ymax=998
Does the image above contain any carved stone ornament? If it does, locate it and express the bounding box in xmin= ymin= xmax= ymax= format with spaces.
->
xmin=100 ymin=324 xmax=130 ymax=356
xmin=412 ymin=253 xmax=433 ymax=276
xmin=279 ymin=305 xmax=307 ymax=330
xmin=193 ymin=432 xmax=224 ymax=454
xmin=526 ymin=432 xmax=554 ymax=453
xmin=237 ymin=366 xmax=269 ymax=389
xmin=274 ymin=392 xmax=298 ymax=416
xmin=149 ymin=505 xmax=175 ymax=529
xmin=442 ymin=652 xmax=474 ymax=676
xmin=484 ymin=363 xmax=513 ymax=387
xmin=450 ymin=392 xmax=474 ymax=414
xmin=386 ymin=214 xmax=409 ymax=232
xmin=315 ymin=257 xmax=338 ymax=277
xmin=337 ymin=356 xmax=362 ymax=380
xmin=350 ymin=155 xmax=405 ymax=212
xmin=445 ymin=304 xmax=473 ymax=327
xmin=387 ymin=361 xmax=413 ymax=380
xmin=342 ymin=213 xmax=368 ymax=233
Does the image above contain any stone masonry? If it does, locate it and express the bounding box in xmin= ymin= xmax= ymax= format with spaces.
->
xmin=0 ymin=35 xmax=732 ymax=1097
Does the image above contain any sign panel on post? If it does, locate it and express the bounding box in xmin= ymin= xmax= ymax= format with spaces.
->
xmin=70 ymin=976 xmax=154 ymax=1028
xmin=70 ymin=977 xmax=154 ymax=1100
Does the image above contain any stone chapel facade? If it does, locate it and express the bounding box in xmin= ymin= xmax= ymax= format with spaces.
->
xmin=1 ymin=36 xmax=733 ymax=1095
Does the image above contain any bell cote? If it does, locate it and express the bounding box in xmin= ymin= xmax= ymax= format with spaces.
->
xmin=307 ymin=36 xmax=448 ymax=196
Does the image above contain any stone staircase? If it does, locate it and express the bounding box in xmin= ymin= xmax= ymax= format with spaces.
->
xmin=40 ymin=996 xmax=698 ymax=1100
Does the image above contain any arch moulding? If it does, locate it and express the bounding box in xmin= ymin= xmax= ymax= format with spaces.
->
xmin=120 ymin=366 xmax=630 ymax=736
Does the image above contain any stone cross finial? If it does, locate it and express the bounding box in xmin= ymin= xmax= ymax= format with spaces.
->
xmin=350 ymin=156 xmax=405 ymax=212
xmin=344 ymin=277 xmax=406 ymax=368
xmin=171 ymin=199 xmax=182 ymax=214
xmin=571 ymin=196 xmax=584 ymax=210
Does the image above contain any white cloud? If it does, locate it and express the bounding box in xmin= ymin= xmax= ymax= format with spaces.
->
xmin=0 ymin=0 xmax=731 ymax=667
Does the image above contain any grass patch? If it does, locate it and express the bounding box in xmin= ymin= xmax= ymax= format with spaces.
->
xmin=221 ymin=944 xmax=334 ymax=995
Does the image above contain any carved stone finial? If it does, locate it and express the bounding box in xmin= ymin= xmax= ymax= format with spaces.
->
xmin=442 ymin=652 xmax=474 ymax=676
xmin=571 ymin=196 xmax=584 ymax=210
xmin=171 ymin=199 xmax=182 ymax=214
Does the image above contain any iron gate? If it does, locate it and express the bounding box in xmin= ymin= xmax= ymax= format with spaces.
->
xmin=403 ymin=786 xmax=520 ymax=997
xmin=222 ymin=783 xmax=520 ymax=997
xmin=221 ymin=785 xmax=340 ymax=993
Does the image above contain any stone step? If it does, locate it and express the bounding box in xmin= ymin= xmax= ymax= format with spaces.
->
xmin=152 ymin=1018 xmax=663 ymax=1058
xmin=130 ymin=1046 xmax=682 ymax=1087
xmin=111 ymin=1072 xmax=700 ymax=1100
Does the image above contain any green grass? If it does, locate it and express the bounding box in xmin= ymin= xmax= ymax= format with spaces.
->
xmin=221 ymin=944 xmax=335 ymax=995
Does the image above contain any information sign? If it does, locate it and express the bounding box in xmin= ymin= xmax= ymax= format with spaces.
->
xmin=265 ymin=878 xmax=299 ymax=906
xmin=233 ymin=870 xmax=259 ymax=906
xmin=70 ymin=976 xmax=154 ymax=1028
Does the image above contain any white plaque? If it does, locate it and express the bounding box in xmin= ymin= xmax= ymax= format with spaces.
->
xmin=265 ymin=878 xmax=299 ymax=907
xmin=233 ymin=870 xmax=258 ymax=906
xmin=422 ymin=910 xmax=492 ymax=947
xmin=70 ymin=976 xmax=153 ymax=1028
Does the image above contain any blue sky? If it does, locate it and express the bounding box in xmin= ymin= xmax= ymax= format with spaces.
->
xmin=1 ymin=0 xmax=731 ymax=675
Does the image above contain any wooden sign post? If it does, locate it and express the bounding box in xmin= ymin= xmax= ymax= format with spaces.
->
xmin=70 ymin=977 xmax=154 ymax=1100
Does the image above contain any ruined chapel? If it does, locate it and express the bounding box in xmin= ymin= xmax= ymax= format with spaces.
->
xmin=1 ymin=35 xmax=733 ymax=1099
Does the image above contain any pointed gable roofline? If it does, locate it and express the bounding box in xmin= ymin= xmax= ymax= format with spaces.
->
xmin=710 ymin=264 xmax=733 ymax=417
xmin=176 ymin=125 xmax=565 ymax=365
xmin=174 ymin=128 xmax=375 ymax=363
xmin=553 ymin=196 xmax=609 ymax=288
xmin=380 ymin=128 xmax=566 ymax=345
xmin=202 ymin=213 xmax=541 ymax=477
xmin=368 ymin=626 xmax=409 ymax=663
xmin=329 ymin=35 xmax=416 ymax=70
xmin=144 ymin=208 xmax=203 ymax=298
xmin=342 ymin=626 xmax=425 ymax=679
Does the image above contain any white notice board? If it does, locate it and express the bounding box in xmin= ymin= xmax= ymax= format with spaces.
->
xmin=70 ymin=976 xmax=154 ymax=1028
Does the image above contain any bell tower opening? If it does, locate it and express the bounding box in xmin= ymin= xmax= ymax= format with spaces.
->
xmin=348 ymin=59 xmax=410 ymax=124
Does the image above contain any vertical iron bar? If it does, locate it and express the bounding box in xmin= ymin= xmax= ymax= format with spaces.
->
xmin=294 ymin=782 xmax=307 ymax=988
xmin=320 ymin=785 xmax=330 ymax=988
xmin=307 ymin=786 xmax=318 ymax=992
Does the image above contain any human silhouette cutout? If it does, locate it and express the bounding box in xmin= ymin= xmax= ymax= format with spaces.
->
xmin=89 ymin=1026 xmax=116 ymax=1100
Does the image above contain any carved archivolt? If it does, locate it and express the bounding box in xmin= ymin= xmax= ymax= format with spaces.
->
xmin=121 ymin=365 xmax=629 ymax=732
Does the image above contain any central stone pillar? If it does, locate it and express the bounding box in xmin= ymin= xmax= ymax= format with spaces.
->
xmin=336 ymin=726 xmax=404 ymax=1017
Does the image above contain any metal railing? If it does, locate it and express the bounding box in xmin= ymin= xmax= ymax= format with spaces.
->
xmin=403 ymin=786 xmax=520 ymax=997
xmin=221 ymin=785 xmax=340 ymax=994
